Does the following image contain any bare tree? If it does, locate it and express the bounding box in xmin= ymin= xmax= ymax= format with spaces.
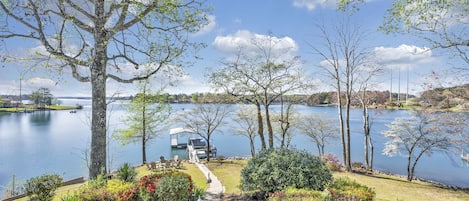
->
xmin=355 ymin=62 xmax=383 ymax=170
xmin=311 ymin=18 xmax=368 ymax=171
xmin=0 ymin=0 xmax=209 ymax=178
xmin=272 ymin=99 xmax=299 ymax=148
xmin=233 ymin=105 xmax=258 ymax=157
xmin=298 ymin=115 xmax=339 ymax=156
xmin=209 ymin=33 xmax=310 ymax=149
xmin=210 ymin=55 xmax=267 ymax=150
xmin=178 ymin=103 xmax=231 ymax=161
xmin=382 ymin=110 xmax=453 ymax=181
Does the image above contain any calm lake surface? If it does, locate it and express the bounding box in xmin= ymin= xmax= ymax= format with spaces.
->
xmin=1 ymin=99 xmax=468 ymax=196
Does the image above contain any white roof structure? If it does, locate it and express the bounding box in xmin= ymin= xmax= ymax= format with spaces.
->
xmin=169 ymin=127 xmax=196 ymax=135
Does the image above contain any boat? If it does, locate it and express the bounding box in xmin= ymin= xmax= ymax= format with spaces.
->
xmin=187 ymin=138 xmax=217 ymax=159
xmin=169 ymin=127 xmax=196 ymax=148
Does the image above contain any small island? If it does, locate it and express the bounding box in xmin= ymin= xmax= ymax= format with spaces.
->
xmin=0 ymin=87 xmax=82 ymax=113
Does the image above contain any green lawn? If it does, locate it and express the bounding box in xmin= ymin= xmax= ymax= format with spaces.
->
xmin=203 ymin=159 xmax=469 ymax=201
xmin=0 ymin=105 xmax=78 ymax=112
xmin=334 ymin=172 xmax=469 ymax=201
xmin=205 ymin=159 xmax=248 ymax=194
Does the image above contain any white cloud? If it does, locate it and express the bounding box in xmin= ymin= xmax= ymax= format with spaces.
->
xmin=292 ymin=0 xmax=337 ymax=11
xmin=213 ymin=30 xmax=298 ymax=55
xmin=372 ymin=44 xmax=434 ymax=70
xmin=192 ymin=15 xmax=216 ymax=36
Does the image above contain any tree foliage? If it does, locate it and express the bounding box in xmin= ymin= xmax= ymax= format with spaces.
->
xmin=382 ymin=110 xmax=453 ymax=181
xmin=0 ymin=0 xmax=209 ymax=178
xmin=30 ymin=87 xmax=54 ymax=108
xmin=381 ymin=0 xmax=469 ymax=66
xmin=114 ymin=80 xmax=171 ymax=165
xmin=241 ymin=148 xmax=332 ymax=194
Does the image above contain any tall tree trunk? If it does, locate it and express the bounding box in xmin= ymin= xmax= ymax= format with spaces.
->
xmin=89 ymin=3 xmax=107 ymax=179
xmin=345 ymin=99 xmax=351 ymax=171
xmin=89 ymin=49 xmax=107 ymax=179
xmin=206 ymin=135 xmax=211 ymax=162
xmin=142 ymin=94 xmax=147 ymax=164
xmin=256 ymin=102 xmax=266 ymax=150
xmin=407 ymin=155 xmax=412 ymax=181
xmin=336 ymin=89 xmax=346 ymax=170
xmin=369 ymin=135 xmax=374 ymax=170
xmin=250 ymin=136 xmax=256 ymax=157
xmin=362 ymin=100 xmax=370 ymax=170
xmin=265 ymin=104 xmax=274 ymax=149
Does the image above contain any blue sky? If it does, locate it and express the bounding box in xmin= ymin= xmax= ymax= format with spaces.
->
xmin=0 ymin=0 xmax=463 ymax=97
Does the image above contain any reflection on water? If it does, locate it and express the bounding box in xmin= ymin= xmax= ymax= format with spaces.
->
xmin=29 ymin=111 xmax=51 ymax=126
xmin=0 ymin=101 xmax=468 ymax=198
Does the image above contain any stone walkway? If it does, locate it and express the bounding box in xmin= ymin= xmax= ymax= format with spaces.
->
xmin=194 ymin=162 xmax=224 ymax=201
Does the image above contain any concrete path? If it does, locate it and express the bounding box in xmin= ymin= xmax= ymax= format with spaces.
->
xmin=194 ymin=162 xmax=224 ymax=201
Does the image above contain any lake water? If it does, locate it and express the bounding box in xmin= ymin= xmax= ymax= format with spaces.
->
xmin=1 ymin=99 xmax=468 ymax=197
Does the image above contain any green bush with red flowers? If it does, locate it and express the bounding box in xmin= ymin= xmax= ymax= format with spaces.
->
xmin=73 ymin=170 xmax=196 ymax=201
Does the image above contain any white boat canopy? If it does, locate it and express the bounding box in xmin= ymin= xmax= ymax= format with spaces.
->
xmin=170 ymin=127 xmax=197 ymax=148
xmin=170 ymin=127 xmax=196 ymax=135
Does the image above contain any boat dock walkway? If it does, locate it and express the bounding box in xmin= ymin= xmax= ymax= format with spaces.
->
xmin=189 ymin=147 xmax=224 ymax=201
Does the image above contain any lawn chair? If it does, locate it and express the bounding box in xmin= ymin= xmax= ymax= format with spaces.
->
xmin=147 ymin=162 xmax=157 ymax=170
xmin=175 ymin=160 xmax=184 ymax=169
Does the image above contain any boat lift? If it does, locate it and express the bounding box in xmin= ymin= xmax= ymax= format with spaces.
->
xmin=169 ymin=127 xmax=196 ymax=148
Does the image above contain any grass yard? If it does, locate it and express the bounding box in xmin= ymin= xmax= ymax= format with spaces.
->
xmin=203 ymin=159 xmax=469 ymax=201
xmin=204 ymin=159 xmax=248 ymax=194
xmin=334 ymin=172 xmax=469 ymax=201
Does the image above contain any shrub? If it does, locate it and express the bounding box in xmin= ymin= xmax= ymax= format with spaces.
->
xmin=78 ymin=187 xmax=114 ymax=201
xmin=106 ymin=179 xmax=134 ymax=197
xmin=116 ymin=163 xmax=137 ymax=182
xmin=241 ymin=148 xmax=332 ymax=194
xmin=86 ymin=171 xmax=108 ymax=189
xmin=136 ymin=174 xmax=160 ymax=201
xmin=192 ymin=187 xmax=205 ymax=199
xmin=60 ymin=194 xmax=80 ymax=201
xmin=328 ymin=177 xmax=376 ymax=201
xmin=268 ymin=187 xmax=326 ymax=201
xmin=155 ymin=172 xmax=193 ymax=201
xmin=321 ymin=153 xmax=342 ymax=171
xmin=352 ymin=162 xmax=364 ymax=169
xmin=24 ymin=174 xmax=63 ymax=201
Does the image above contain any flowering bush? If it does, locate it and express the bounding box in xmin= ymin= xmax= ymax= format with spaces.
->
xmin=328 ymin=177 xmax=375 ymax=201
xmin=321 ymin=153 xmax=342 ymax=171
xmin=105 ymin=179 xmax=134 ymax=198
xmin=75 ymin=168 xmax=195 ymax=201
xmin=78 ymin=187 xmax=115 ymax=201
xmin=137 ymin=174 xmax=161 ymax=201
